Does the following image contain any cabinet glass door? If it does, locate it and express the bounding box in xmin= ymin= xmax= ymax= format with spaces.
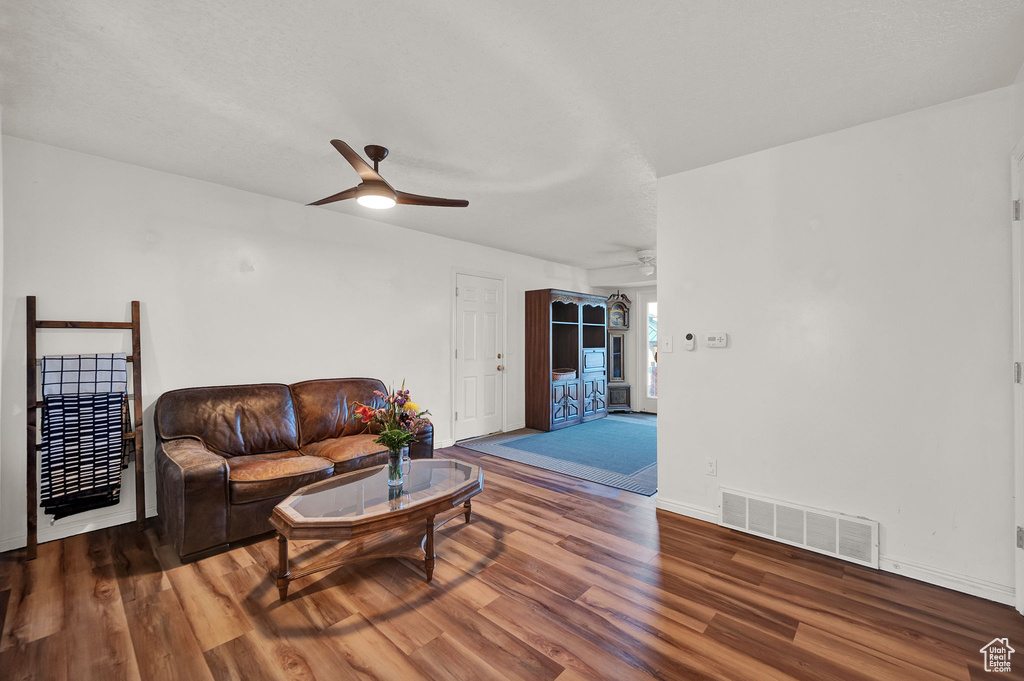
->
xmin=610 ymin=334 xmax=624 ymax=380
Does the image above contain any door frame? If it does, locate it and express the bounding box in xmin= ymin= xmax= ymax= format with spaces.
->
xmin=636 ymin=288 xmax=658 ymax=413
xmin=1012 ymin=135 xmax=1024 ymax=615
xmin=449 ymin=267 xmax=508 ymax=445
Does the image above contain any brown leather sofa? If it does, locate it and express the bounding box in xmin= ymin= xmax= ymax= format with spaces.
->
xmin=155 ymin=378 xmax=433 ymax=561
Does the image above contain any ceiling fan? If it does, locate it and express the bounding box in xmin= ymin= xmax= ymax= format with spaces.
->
xmin=307 ymin=140 xmax=469 ymax=210
xmin=617 ymin=248 xmax=657 ymax=276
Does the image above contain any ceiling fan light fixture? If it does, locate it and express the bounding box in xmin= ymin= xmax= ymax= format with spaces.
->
xmin=639 ymin=264 xmax=656 ymax=277
xmin=355 ymin=182 xmax=397 ymax=209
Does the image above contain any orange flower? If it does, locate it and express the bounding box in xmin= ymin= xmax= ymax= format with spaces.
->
xmin=354 ymin=404 xmax=375 ymax=423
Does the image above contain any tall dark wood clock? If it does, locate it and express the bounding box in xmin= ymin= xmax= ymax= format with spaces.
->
xmin=606 ymin=291 xmax=631 ymax=412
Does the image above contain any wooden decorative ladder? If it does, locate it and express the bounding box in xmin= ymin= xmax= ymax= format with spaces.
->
xmin=25 ymin=296 xmax=145 ymax=560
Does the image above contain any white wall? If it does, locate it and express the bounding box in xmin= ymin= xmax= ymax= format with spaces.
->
xmin=0 ymin=136 xmax=589 ymax=550
xmin=657 ymin=87 xmax=1017 ymax=603
xmin=1014 ymin=61 xmax=1024 ymax=145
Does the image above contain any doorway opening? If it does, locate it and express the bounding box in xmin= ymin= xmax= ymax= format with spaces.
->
xmin=459 ymin=283 xmax=658 ymax=497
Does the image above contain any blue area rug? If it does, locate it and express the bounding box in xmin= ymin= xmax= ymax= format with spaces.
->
xmin=459 ymin=413 xmax=657 ymax=496
xmin=507 ymin=418 xmax=656 ymax=475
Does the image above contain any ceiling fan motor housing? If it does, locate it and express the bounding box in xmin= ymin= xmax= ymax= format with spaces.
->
xmin=364 ymin=145 xmax=389 ymax=166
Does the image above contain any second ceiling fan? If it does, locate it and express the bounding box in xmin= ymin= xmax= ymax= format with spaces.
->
xmin=308 ymin=140 xmax=469 ymax=210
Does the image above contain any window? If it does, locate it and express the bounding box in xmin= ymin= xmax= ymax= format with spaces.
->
xmin=646 ymin=302 xmax=657 ymax=398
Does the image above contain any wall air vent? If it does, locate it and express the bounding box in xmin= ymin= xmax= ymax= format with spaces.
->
xmin=718 ymin=488 xmax=878 ymax=568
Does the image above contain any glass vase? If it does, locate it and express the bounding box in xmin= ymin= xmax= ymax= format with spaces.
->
xmin=387 ymin=446 xmax=409 ymax=487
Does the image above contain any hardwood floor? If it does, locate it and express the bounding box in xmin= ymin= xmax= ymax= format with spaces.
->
xmin=2 ymin=445 xmax=1022 ymax=680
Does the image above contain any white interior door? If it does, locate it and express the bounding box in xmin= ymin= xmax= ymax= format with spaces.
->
xmin=1012 ymin=140 xmax=1024 ymax=616
xmin=455 ymin=273 xmax=505 ymax=440
xmin=637 ymin=290 xmax=658 ymax=413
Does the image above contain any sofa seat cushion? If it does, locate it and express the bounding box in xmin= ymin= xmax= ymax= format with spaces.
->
xmin=302 ymin=434 xmax=387 ymax=462
xmin=227 ymin=451 xmax=333 ymax=504
xmin=301 ymin=434 xmax=390 ymax=471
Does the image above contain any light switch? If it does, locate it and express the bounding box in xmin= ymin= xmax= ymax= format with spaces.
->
xmin=705 ymin=333 xmax=729 ymax=348
xmin=661 ymin=336 xmax=673 ymax=353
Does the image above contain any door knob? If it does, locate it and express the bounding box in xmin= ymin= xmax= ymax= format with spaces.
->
xmin=497 ymin=365 xmax=505 ymax=371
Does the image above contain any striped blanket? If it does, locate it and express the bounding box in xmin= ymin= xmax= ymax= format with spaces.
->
xmin=39 ymin=353 xmax=131 ymax=520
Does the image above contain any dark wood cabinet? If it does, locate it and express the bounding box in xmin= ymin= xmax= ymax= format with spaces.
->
xmin=582 ymin=348 xmax=606 ymax=372
xmin=582 ymin=377 xmax=607 ymax=416
xmin=551 ymin=381 xmax=580 ymax=424
xmin=526 ymin=289 xmax=608 ymax=431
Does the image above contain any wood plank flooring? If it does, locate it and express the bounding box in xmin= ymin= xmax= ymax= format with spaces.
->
xmin=2 ymin=445 xmax=1022 ymax=680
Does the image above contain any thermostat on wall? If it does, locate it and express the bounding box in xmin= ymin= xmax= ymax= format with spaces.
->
xmin=705 ymin=333 xmax=729 ymax=348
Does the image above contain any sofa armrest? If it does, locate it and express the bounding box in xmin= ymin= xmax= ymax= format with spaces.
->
xmin=156 ymin=437 xmax=230 ymax=559
xmin=409 ymin=423 xmax=434 ymax=460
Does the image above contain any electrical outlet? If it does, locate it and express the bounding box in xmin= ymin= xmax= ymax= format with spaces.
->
xmin=705 ymin=458 xmax=718 ymax=476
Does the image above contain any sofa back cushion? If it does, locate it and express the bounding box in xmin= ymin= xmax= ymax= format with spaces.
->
xmin=290 ymin=378 xmax=386 ymax=447
xmin=156 ymin=383 xmax=299 ymax=457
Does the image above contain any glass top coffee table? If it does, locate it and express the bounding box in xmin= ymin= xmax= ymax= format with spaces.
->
xmin=269 ymin=458 xmax=483 ymax=601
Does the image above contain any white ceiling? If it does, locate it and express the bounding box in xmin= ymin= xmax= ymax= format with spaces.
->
xmin=3 ymin=1 xmax=1024 ymax=269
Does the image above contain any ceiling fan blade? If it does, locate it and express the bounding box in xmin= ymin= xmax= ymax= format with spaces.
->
xmin=395 ymin=190 xmax=469 ymax=208
xmin=330 ymin=140 xmax=386 ymax=183
xmin=307 ymin=186 xmax=358 ymax=206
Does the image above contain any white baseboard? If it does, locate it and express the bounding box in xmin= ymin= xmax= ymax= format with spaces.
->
xmin=878 ymin=555 xmax=1016 ymax=606
xmin=654 ymin=496 xmax=1016 ymax=606
xmin=655 ymin=496 xmax=718 ymax=524
xmin=0 ymin=504 xmax=159 ymax=552
xmin=505 ymin=422 xmax=526 ymax=431
xmin=438 ymin=438 xmax=456 ymax=448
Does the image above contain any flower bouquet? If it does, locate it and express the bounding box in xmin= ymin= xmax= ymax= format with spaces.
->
xmin=353 ymin=383 xmax=431 ymax=487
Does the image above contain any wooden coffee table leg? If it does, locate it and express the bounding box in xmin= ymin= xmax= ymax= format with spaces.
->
xmin=276 ymin=533 xmax=291 ymax=601
xmin=424 ymin=517 xmax=435 ymax=582
xmin=464 ymin=500 xmax=472 ymax=524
